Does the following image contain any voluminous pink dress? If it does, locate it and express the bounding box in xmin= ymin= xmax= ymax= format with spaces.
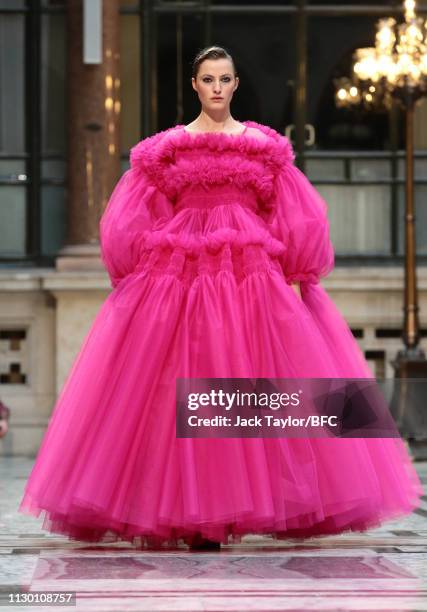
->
xmin=18 ymin=121 xmax=423 ymax=545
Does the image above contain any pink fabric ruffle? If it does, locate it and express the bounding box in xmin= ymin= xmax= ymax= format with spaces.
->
xmin=140 ymin=226 xmax=286 ymax=257
xmin=130 ymin=121 xmax=295 ymax=207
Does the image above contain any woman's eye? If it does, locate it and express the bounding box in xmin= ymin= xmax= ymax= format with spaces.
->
xmin=202 ymin=77 xmax=231 ymax=83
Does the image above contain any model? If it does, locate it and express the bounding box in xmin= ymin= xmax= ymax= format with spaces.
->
xmin=18 ymin=45 xmax=423 ymax=550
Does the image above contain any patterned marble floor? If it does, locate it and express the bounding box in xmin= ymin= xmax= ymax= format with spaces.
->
xmin=0 ymin=456 xmax=426 ymax=611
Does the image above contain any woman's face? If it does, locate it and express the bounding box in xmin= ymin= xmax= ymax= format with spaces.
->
xmin=192 ymin=58 xmax=239 ymax=111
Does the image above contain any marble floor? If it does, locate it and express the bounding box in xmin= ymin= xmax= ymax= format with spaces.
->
xmin=0 ymin=457 xmax=427 ymax=611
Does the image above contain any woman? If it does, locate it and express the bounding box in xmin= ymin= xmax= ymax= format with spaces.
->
xmin=19 ymin=45 xmax=422 ymax=550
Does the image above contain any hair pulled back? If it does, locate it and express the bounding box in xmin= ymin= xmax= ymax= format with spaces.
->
xmin=191 ymin=45 xmax=238 ymax=79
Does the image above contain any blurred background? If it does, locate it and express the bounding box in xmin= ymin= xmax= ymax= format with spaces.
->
xmin=1 ymin=0 xmax=427 ymax=457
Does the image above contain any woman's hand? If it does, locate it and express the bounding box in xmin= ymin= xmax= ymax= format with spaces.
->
xmin=290 ymin=281 xmax=301 ymax=300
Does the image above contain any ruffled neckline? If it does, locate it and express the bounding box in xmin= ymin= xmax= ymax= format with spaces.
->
xmin=180 ymin=123 xmax=248 ymax=137
xmin=168 ymin=120 xmax=294 ymax=160
xmin=130 ymin=120 xmax=295 ymax=172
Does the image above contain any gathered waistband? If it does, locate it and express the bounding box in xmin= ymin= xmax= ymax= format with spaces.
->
xmin=175 ymin=188 xmax=258 ymax=213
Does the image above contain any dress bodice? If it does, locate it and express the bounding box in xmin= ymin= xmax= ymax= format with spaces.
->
xmin=174 ymin=183 xmax=258 ymax=215
xmin=100 ymin=119 xmax=334 ymax=291
xmin=129 ymin=121 xmax=296 ymax=214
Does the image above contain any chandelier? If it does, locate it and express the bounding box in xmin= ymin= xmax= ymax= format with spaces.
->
xmin=335 ymin=0 xmax=427 ymax=110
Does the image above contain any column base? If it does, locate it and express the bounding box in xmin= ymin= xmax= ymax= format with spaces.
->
xmin=55 ymin=243 xmax=104 ymax=272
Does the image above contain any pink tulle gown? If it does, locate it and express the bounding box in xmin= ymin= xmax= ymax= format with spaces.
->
xmin=18 ymin=121 xmax=423 ymax=546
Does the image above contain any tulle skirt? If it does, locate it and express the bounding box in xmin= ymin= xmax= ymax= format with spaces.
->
xmin=18 ymin=247 xmax=423 ymax=545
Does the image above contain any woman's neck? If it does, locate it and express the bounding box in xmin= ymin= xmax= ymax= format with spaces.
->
xmin=187 ymin=112 xmax=241 ymax=133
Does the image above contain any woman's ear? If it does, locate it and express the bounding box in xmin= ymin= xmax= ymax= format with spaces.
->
xmin=234 ymin=76 xmax=239 ymax=91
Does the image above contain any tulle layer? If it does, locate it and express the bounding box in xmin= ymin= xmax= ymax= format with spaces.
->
xmin=103 ymin=196 xmax=291 ymax=288
xmin=19 ymin=264 xmax=423 ymax=545
xmin=133 ymin=244 xmax=284 ymax=291
xmin=140 ymin=225 xmax=286 ymax=258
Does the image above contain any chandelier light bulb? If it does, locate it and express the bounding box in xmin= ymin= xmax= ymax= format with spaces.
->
xmin=377 ymin=53 xmax=394 ymax=78
xmin=404 ymin=0 xmax=416 ymax=22
xmin=407 ymin=23 xmax=423 ymax=42
xmin=409 ymin=63 xmax=421 ymax=82
xmin=353 ymin=48 xmax=379 ymax=81
xmin=377 ymin=18 xmax=397 ymax=52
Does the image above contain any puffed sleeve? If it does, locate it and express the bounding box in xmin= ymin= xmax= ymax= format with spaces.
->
xmin=266 ymin=162 xmax=335 ymax=285
xmin=99 ymin=162 xmax=173 ymax=289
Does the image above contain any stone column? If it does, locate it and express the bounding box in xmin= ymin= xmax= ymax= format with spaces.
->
xmin=56 ymin=0 xmax=121 ymax=271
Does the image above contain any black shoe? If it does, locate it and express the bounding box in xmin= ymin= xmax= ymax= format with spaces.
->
xmin=189 ymin=536 xmax=221 ymax=550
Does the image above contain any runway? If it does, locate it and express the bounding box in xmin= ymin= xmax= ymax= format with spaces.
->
xmin=1 ymin=457 xmax=427 ymax=611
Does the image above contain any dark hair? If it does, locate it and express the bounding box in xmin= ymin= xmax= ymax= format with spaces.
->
xmin=191 ymin=45 xmax=238 ymax=79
